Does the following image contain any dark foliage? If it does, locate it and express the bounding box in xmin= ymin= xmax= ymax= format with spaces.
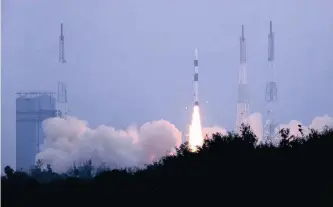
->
xmin=2 ymin=126 xmax=333 ymax=206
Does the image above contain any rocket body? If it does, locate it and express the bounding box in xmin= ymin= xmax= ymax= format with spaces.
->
xmin=193 ymin=49 xmax=199 ymax=106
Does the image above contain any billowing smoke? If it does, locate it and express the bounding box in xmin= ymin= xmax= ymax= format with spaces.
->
xmin=279 ymin=120 xmax=306 ymax=137
xmin=280 ymin=114 xmax=333 ymax=137
xmin=37 ymin=113 xmax=333 ymax=173
xmin=308 ymin=115 xmax=333 ymax=131
xmin=37 ymin=116 xmax=182 ymax=173
xmin=246 ymin=113 xmax=333 ymax=141
xmin=248 ymin=112 xmax=264 ymax=140
xmin=202 ymin=126 xmax=227 ymax=139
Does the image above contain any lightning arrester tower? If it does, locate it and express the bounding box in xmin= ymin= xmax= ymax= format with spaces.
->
xmin=264 ymin=21 xmax=278 ymax=143
xmin=58 ymin=23 xmax=68 ymax=118
xmin=236 ymin=25 xmax=250 ymax=134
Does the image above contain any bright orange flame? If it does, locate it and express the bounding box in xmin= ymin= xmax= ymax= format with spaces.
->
xmin=189 ymin=105 xmax=203 ymax=152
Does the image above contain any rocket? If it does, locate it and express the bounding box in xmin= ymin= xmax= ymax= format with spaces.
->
xmin=193 ymin=48 xmax=199 ymax=106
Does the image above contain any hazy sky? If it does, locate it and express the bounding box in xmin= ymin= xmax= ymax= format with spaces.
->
xmin=2 ymin=0 xmax=333 ymax=168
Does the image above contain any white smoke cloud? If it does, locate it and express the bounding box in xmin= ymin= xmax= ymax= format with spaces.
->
xmin=280 ymin=114 xmax=333 ymax=138
xmin=37 ymin=114 xmax=333 ymax=173
xmin=199 ymin=113 xmax=263 ymax=142
xmin=279 ymin=120 xmax=307 ymax=137
xmin=248 ymin=112 xmax=264 ymax=141
xmin=37 ymin=116 xmax=182 ymax=173
xmin=246 ymin=113 xmax=333 ymax=142
xmin=202 ymin=126 xmax=227 ymax=139
xmin=309 ymin=114 xmax=333 ymax=132
xmin=245 ymin=113 xmax=333 ymax=143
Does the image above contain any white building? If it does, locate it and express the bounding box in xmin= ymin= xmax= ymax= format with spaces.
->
xmin=16 ymin=92 xmax=59 ymax=171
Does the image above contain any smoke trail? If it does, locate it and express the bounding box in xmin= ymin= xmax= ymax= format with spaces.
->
xmin=37 ymin=116 xmax=182 ymax=173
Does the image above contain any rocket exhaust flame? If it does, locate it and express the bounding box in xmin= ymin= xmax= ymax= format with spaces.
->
xmin=189 ymin=48 xmax=203 ymax=152
xmin=189 ymin=105 xmax=203 ymax=152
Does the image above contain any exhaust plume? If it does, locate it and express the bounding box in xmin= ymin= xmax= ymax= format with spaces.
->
xmin=37 ymin=116 xmax=182 ymax=173
xmin=188 ymin=105 xmax=204 ymax=152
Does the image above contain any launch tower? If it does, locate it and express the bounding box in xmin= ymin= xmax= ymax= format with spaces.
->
xmin=236 ymin=25 xmax=250 ymax=133
xmin=57 ymin=23 xmax=68 ymax=117
xmin=263 ymin=21 xmax=278 ymax=143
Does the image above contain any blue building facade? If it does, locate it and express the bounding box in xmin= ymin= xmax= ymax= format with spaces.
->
xmin=16 ymin=92 xmax=59 ymax=171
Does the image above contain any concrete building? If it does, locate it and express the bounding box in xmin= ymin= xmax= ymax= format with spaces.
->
xmin=16 ymin=92 xmax=59 ymax=171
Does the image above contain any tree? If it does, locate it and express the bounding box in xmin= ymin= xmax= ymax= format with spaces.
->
xmin=67 ymin=162 xmax=80 ymax=177
xmin=30 ymin=159 xmax=43 ymax=178
xmin=2 ymin=126 xmax=333 ymax=206
xmin=95 ymin=162 xmax=110 ymax=176
xmin=4 ymin=166 xmax=14 ymax=178
xmin=78 ymin=159 xmax=94 ymax=179
xmin=46 ymin=164 xmax=52 ymax=173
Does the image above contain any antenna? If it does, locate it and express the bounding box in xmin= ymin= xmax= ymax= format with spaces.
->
xmin=57 ymin=23 xmax=68 ymax=118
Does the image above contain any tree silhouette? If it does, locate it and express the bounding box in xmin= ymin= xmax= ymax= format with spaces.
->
xmin=4 ymin=166 xmax=14 ymax=178
xmin=2 ymin=126 xmax=333 ymax=206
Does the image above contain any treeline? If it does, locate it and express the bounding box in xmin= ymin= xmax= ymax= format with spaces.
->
xmin=2 ymin=126 xmax=333 ymax=206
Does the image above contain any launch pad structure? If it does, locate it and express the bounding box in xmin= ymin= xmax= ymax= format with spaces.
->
xmin=57 ymin=23 xmax=69 ymax=118
xmin=236 ymin=25 xmax=250 ymax=134
xmin=263 ymin=21 xmax=279 ymax=143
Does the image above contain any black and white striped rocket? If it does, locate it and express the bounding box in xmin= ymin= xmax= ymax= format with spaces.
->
xmin=193 ymin=48 xmax=199 ymax=106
